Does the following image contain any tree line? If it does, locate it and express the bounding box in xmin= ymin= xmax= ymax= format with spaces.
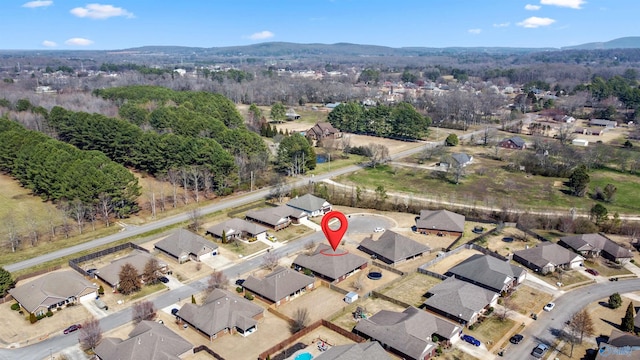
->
xmin=327 ymin=102 xmax=431 ymax=140
xmin=0 ymin=117 xmax=141 ymax=218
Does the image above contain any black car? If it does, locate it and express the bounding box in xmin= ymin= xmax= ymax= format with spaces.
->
xmin=159 ymin=276 xmax=169 ymax=283
xmin=63 ymin=324 xmax=82 ymax=334
xmin=235 ymin=279 xmax=245 ymax=286
xmin=171 ymin=308 xmax=179 ymax=316
xmin=509 ymin=334 xmax=524 ymax=344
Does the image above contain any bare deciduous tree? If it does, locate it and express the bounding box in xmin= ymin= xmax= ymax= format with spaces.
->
xmin=188 ymin=207 xmax=203 ymax=231
xmin=70 ymin=199 xmax=86 ymax=234
xmin=166 ymin=168 xmax=180 ymax=208
xmin=98 ymin=193 xmax=113 ymax=227
xmin=142 ymin=258 xmax=160 ymax=285
xmin=207 ymin=271 xmax=228 ymax=291
xmin=351 ymin=275 xmax=364 ymax=291
xmin=262 ymin=251 xmax=280 ymax=271
xmin=24 ymin=213 xmax=40 ymax=247
xmin=132 ymin=300 xmax=156 ymax=324
xmin=4 ymin=215 xmax=21 ymax=252
xmin=366 ymin=143 xmax=390 ymax=168
xmin=78 ymin=318 xmax=102 ymax=351
xmin=567 ymin=309 xmax=595 ymax=357
xmin=289 ymin=308 xmax=310 ymax=334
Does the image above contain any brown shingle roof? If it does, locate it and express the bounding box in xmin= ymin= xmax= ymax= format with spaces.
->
xmin=560 ymin=234 xmax=632 ymax=259
xmin=206 ymin=218 xmax=268 ymax=238
xmin=358 ymin=231 xmax=430 ymax=263
xmin=154 ymin=229 xmax=217 ymax=260
xmin=513 ymin=242 xmax=583 ymax=270
xmin=242 ymin=266 xmax=314 ymax=303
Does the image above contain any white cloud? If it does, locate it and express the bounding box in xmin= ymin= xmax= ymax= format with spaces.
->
xmin=22 ymin=1 xmax=52 ymax=8
xmin=525 ymin=4 xmax=541 ymax=10
xmin=493 ymin=22 xmax=510 ymax=28
xmin=42 ymin=40 xmax=57 ymax=47
xmin=70 ymin=3 xmax=134 ymax=19
xmin=517 ymin=16 xmax=556 ymax=28
xmin=248 ymin=31 xmax=274 ymax=40
xmin=540 ymin=0 xmax=586 ymax=9
xmin=468 ymin=28 xmax=482 ymax=34
xmin=64 ymin=37 xmax=94 ymax=46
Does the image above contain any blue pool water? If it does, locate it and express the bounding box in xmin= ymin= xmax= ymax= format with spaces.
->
xmin=295 ymin=352 xmax=313 ymax=360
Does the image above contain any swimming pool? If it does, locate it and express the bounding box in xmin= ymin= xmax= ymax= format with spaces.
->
xmin=295 ymin=352 xmax=313 ymax=360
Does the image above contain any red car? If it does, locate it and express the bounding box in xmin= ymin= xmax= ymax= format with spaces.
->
xmin=63 ymin=324 xmax=82 ymax=334
xmin=586 ymin=268 xmax=599 ymax=276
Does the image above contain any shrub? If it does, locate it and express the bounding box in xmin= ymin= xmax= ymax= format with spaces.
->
xmin=244 ymin=293 xmax=254 ymax=301
xmin=11 ymin=303 xmax=20 ymax=311
xmin=29 ymin=313 xmax=37 ymax=324
xmin=46 ymin=310 xmax=53 ymax=317
xmin=236 ymin=286 xmax=243 ymax=293
xmin=98 ymin=285 xmax=105 ymax=295
xmin=609 ymin=293 xmax=623 ymax=309
xmin=303 ymin=268 xmax=312 ymax=276
xmin=468 ymin=324 xmax=475 ymax=330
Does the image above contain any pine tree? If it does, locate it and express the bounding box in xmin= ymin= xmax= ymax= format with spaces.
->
xmin=622 ymin=301 xmax=635 ymax=332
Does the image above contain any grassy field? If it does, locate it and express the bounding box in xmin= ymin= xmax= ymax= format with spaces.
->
xmin=337 ymin=160 xmax=640 ymax=214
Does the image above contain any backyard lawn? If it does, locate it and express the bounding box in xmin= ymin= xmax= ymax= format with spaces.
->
xmin=378 ymin=272 xmax=442 ymax=307
xmin=466 ymin=316 xmax=517 ymax=346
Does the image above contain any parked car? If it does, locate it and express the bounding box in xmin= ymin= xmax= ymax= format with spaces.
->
xmin=586 ymin=268 xmax=599 ymax=276
xmin=509 ymin=334 xmax=524 ymax=344
xmin=532 ymin=343 xmax=549 ymax=358
xmin=462 ymin=334 xmax=481 ymax=346
xmin=235 ymin=279 xmax=245 ymax=286
xmin=266 ymin=233 xmax=277 ymax=241
xmin=159 ymin=276 xmax=169 ymax=284
xmin=63 ymin=324 xmax=82 ymax=334
xmin=543 ymin=302 xmax=555 ymax=311
xmin=374 ymin=227 xmax=385 ymax=233
xmin=86 ymin=268 xmax=97 ymax=275
xmin=171 ymin=308 xmax=179 ymax=316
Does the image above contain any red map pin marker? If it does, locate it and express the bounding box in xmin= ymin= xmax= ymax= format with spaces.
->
xmin=321 ymin=211 xmax=349 ymax=251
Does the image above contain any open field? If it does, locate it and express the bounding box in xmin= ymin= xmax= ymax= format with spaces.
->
xmin=0 ymin=173 xmax=62 ymax=230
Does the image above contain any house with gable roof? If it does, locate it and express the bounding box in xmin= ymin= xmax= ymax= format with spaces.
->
xmin=353 ymin=307 xmax=461 ymax=360
xmin=559 ymin=233 xmax=633 ymax=262
xmin=513 ymin=242 xmax=584 ymax=274
xmin=292 ymin=243 xmax=368 ymax=283
xmin=9 ymin=270 xmax=98 ymax=316
xmin=596 ymin=329 xmax=640 ymax=360
xmin=206 ymin=218 xmax=269 ymax=242
xmin=154 ymin=228 xmax=218 ymax=264
xmin=445 ymin=254 xmax=526 ymax=293
xmin=176 ymin=288 xmax=264 ymax=341
xmin=287 ymin=194 xmax=332 ymax=217
xmin=242 ymin=266 xmax=315 ymax=306
xmin=499 ymin=136 xmax=526 ymax=150
xmin=94 ymin=320 xmax=192 ymax=360
xmin=96 ymin=250 xmax=168 ymax=289
xmin=423 ymin=277 xmax=499 ymax=326
xmin=245 ymin=205 xmax=307 ymax=231
xmin=306 ymin=122 xmax=341 ymax=145
xmin=358 ymin=230 xmax=430 ymax=265
xmin=415 ymin=209 xmax=465 ymax=237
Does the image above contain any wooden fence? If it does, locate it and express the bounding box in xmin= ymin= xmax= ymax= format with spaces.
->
xmin=194 ymin=345 xmax=225 ymax=359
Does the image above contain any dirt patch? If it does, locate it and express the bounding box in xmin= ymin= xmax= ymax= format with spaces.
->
xmin=427 ymin=249 xmax=483 ymax=275
xmin=379 ymin=272 xmax=443 ymax=307
xmin=278 ymin=286 xmax=347 ymax=323
xmin=511 ymin=284 xmax=554 ymax=315
xmin=484 ymin=227 xmax=542 ymax=256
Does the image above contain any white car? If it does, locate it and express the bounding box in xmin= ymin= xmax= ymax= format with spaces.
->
xmin=543 ymin=302 xmax=555 ymax=312
xmin=374 ymin=227 xmax=385 ymax=233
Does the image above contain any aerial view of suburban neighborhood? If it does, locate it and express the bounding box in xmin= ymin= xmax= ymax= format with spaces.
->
xmin=3 ymin=1 xmax=640 ymax=360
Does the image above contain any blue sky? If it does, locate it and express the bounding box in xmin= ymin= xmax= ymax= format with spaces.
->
xmin=2 ymin=0 xmax=638 ymax=50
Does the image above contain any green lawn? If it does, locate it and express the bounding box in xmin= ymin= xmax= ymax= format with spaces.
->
xmin=337 ymin=164 xmax=640 ymax=214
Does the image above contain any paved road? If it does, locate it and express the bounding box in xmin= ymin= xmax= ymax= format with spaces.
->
xmin=504 ymin=278 xmax=640 ymax=359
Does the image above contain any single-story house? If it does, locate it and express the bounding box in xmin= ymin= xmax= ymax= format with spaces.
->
xmin=315 ymin=342 xmax=391 ymax=360
xmin=177 ymin=288 xmax=264 ymax=341
xmin=415 ymin=209 xmax=465 ymax=237
xmin=292 ymin=243 xmax=368 ymax=283
xmin=206 ymin=218 xmax=269 ymax=242
xmin=354 ymin=307 xmax=461 ymax=360
xmin=589 ymin=119 xmax=617 ymax=128
xmin=287 ymin=194 xmax=332 ymax=217
xmin=512 ymin=242 xmax=584 ymax=274
xmin=423 ymin=277 xmax=499 ymax=326
xmin=559 ymin=233 xmax=633 ymax=262
xmin=96 ymin=250 xmax=168 ymax=289
xmin=499 ymin=136 xmax=526 ymax=150
xmin=596 ymin=329 xmax=640 ymax=360
xmin=445 ymin=254 xmax=526 ymax=293
xmin=94 ymin=320 xmax=192 ymax=360
xmin=245 ymin=205 xmax=307 ymax=231
xmin=358 ymin=230 xmax=430 ymax=265
xmin=445 ymin=153 xmax=473 ymax=168
xmin=154 ymin=228 xmax=218 ymax=264
xmin=9 ymin=270 xmax=98 ymax=316
xmin=306 ymin=122 xmax=341 ymax=145
xmin=242 ymin=266 xmax=315 ymax=306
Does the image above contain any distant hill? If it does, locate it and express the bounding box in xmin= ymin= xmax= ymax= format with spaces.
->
xmin=562 ymin=37 xmax=640 ymax=50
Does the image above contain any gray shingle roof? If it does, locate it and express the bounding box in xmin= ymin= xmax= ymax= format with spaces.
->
xmin=358 ymin=231 xmax=430 ymax=263
xmin=446 ymin=254 xmax=525 ymax=292
xmin=451 ymin=153 xmax=471 ymax=166
xmin=206 ymin=218 xmax=268 ymax=238
xmin=9 ymin=270 xmax=98 ymax=313
xmin=423 ymin=277 xmax=498 ymax=323
xmin=560 ymin=234 xmax=632 ymax=259
xmin=177 ymin=289 xmax=263 ymax=337
xmin=154 ymin=229 xmax=217 ymax=259
xmin=246 ymin=205 xmax=306 ymax=227
xmin=315 ymin=342 xmax=391 ymax=360
xmin=513 ymin=242 xmax=583 ymax=269
xmin=292 ymin=244 xmax=368 ymax=281
xmin=416 ymin=209 xmax=465 ymax=233
xmin=287 ymin=194 xmax=330 ymax=213
xmin=354 ymin=307 xmax=460 ymax=360
xmin=97 ymin=251 xmax=166 ymax=288
xmin=94 ymin=320 xmax=192 ymax=360
xmin=242 ymin=266 xmax=314 ymax=303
